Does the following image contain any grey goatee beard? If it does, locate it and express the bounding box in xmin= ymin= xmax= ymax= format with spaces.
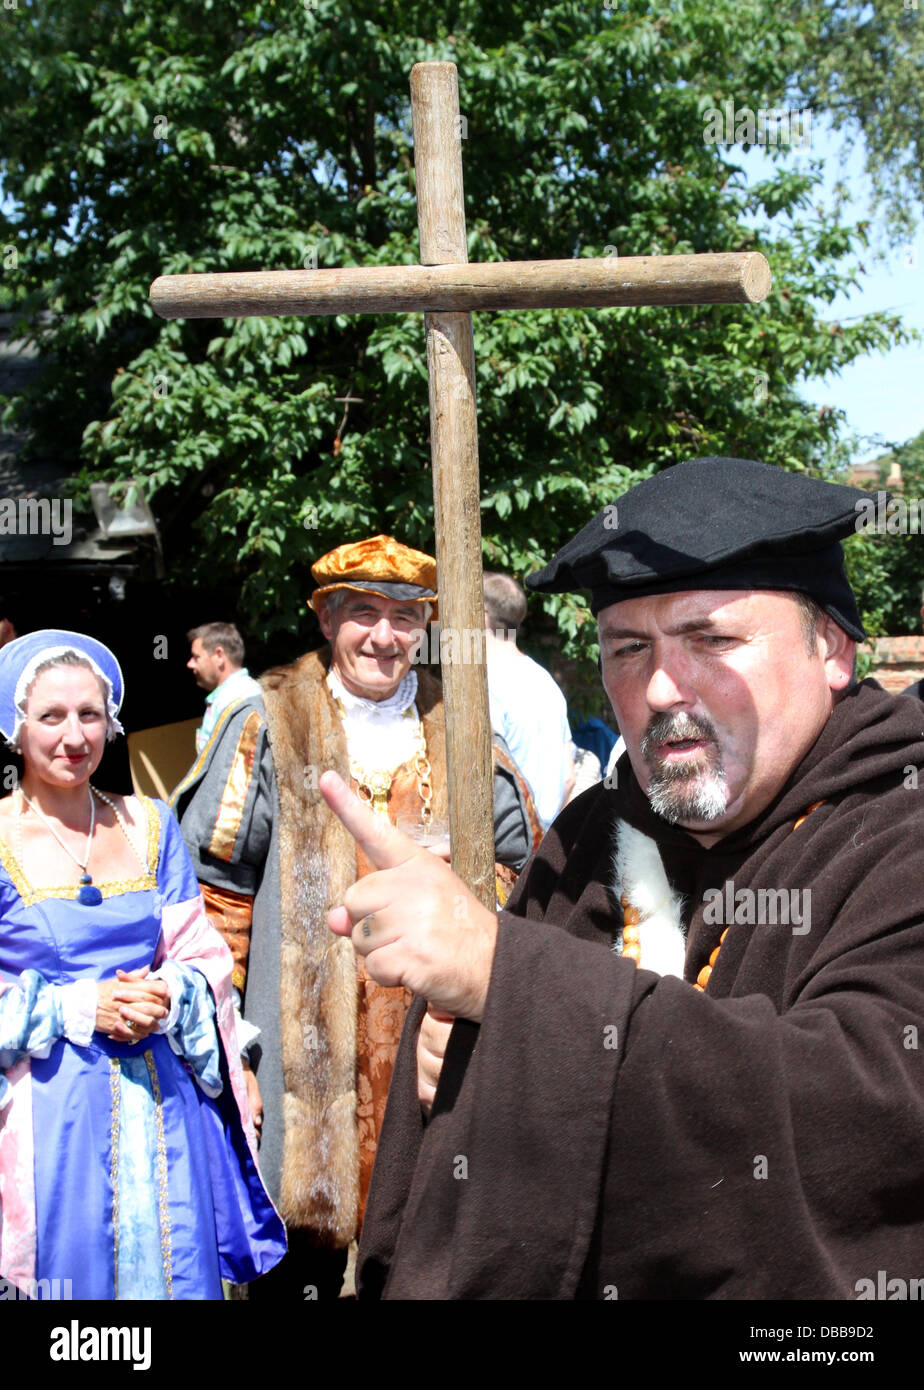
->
xmin=640 ymin=711 xmax=728 ymax=824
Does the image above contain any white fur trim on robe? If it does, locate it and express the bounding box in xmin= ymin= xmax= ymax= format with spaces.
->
xmin=612 ymin=819 xmax=687 ymax=979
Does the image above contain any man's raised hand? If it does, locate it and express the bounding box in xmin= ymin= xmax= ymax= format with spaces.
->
xmin=321 ymin=771 xmax=497 ymax=1022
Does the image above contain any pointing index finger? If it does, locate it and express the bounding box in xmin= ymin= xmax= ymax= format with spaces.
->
xmin=319 ymin=770 xmax=420 ymax=871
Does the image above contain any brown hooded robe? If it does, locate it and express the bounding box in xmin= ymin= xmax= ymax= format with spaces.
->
xmin=357 ymin=681 xmax=924 ymax=1299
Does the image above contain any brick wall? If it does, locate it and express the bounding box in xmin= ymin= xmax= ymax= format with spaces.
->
xmin=862 ymin=635 xmax=924 ymax=694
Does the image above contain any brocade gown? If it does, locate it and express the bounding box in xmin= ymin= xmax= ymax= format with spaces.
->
xmin=0 ymin=795 xmax=285 ymax=1299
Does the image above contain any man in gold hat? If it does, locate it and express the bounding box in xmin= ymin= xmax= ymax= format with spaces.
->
xmin=175 ymin=534 xmax=540 ymax=1299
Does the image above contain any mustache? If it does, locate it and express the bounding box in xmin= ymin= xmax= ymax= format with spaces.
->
xmin=640 ymin=711 xmax=719 ymax=760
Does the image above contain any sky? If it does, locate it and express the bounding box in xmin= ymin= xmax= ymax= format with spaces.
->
xmin=743 ymin=125 xmax=924 ymax=463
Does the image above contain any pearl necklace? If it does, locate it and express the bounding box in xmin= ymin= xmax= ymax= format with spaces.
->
xmin=91 ymin=787 xmax=147 ymax=871
xmin=17 ymin=785 xmax=146 ymax=905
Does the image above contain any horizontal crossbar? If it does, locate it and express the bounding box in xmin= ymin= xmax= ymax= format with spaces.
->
xmin=150 ymin=252 xmax=771 ymax=319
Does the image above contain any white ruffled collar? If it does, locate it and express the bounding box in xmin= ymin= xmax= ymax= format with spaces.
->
xmin=327 ymin=668 xmax=418 ymax=719
xmin=328 ymin=668 xmax=422 ymax=775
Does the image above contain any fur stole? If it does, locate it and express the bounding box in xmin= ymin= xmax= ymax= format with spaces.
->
xmin=611 ymin=818 xmax=687 ymax=979
xmin=259 ymin=648 xmax=447 ymax=1243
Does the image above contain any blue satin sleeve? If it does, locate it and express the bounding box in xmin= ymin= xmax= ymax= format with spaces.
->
xmin=155 ymin=960 xmax=223 ymax=1099
xmin=0 ymin=969 xmax=64 ymax=1108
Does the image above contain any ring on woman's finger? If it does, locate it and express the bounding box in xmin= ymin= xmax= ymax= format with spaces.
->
xmin=126 ymin=1020 xmax=138 ymax=1032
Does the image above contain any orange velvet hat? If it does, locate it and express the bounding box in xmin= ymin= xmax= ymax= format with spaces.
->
xmin=308 ymin=534 xmax=439 ymax=617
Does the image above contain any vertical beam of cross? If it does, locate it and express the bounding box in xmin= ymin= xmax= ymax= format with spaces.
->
xmin=150 ymin=62 xmax=772 ymax=912
xmin=410 ymin=63 xmax=495 ymax=910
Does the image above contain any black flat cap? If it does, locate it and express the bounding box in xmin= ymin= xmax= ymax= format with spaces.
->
xmin=526 ymin=457 xmax=872 ymax=638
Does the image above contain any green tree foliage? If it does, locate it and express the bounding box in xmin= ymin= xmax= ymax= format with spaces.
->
xmin=800 ymin=1 xmax=924 ymax=243
xmin=0 ymin=0 xmax=917 ymax=656
xmin=846 ymin=428 xmax=924 ymax=638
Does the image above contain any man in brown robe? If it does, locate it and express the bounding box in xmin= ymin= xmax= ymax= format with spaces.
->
xmin=321 ymin=457 xmax=924 ymax=1300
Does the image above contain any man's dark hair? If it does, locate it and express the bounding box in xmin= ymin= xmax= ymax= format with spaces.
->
xmin=483 ymin=572 xmax=528 ymax=632
xmin=793 ymin=593 xmax=823 ymax=654
xmin=187 ymin=622 xmax=245 ymax=666
xmin=793 ymin=591 xmax=858 ymax=690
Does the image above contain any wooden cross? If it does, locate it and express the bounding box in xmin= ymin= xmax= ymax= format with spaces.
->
xmin=151 ymin=62 xmax=770 ymax=909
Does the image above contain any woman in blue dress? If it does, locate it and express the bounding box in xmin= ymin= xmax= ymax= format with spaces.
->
xmin=0 ymin=630 xmax=285 ymax=1299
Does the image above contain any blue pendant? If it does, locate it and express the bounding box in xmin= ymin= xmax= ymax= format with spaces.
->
xmin=78 ymin=874 xmax=103 ymax=906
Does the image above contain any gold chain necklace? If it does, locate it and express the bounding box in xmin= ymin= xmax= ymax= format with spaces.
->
xmin=334 ymin=697 xmax=433 ymax=820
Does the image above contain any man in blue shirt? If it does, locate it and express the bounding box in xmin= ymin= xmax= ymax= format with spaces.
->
xmin=187 ymin=622 xmax=262 ymax=754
